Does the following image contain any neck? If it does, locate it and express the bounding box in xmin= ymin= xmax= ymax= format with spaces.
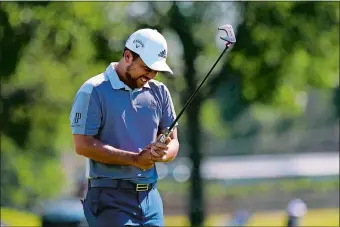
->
xmin=114 ymin=61 xmax=127 ymax=83
xmin=114 ymin=60 xmax=137 ymax=90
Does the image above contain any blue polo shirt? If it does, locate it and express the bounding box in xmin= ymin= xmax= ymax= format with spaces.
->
xmin=69 ymin=62 xmax=177 ymax=184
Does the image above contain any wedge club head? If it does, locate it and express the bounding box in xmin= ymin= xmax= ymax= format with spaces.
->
xmin=158 ymin=24 xmax=236 ymax=143
xmin=218 ymin=24 xmax=236 ymax=46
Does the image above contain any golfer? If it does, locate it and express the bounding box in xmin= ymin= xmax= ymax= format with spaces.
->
xmin=69 ymin=28 xmax=180 ymax=227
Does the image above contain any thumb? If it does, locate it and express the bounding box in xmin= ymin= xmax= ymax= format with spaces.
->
xmin=156 ymin=134 xmax=171 ymax=145
xmin=165 ymin=136 xmax=171 ymax=145
xmin=156 ymin=134 xmax=163 ymax=141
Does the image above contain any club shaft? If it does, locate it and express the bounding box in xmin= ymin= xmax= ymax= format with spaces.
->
xmin=167 ymin=45 xmax=229 ymax=132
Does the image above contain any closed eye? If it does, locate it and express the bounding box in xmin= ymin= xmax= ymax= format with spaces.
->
xmin=143 ymin=66 xmax=152 ymax=72
xmin=139 ymin=63 xmax=153 ymax=73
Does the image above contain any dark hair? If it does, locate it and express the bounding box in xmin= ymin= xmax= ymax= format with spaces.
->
xmin=123 ymin=47 xmax=139 ymax=61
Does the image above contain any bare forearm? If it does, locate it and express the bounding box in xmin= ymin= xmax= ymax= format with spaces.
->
xmin=163 ymin=139 xmax=180 ymax=162
xmin=73 ymin=136 xmax=137 ymax=166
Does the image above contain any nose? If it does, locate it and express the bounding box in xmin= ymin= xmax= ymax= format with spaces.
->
xmin=141 ymin=76 xmax=149 ymax=82
xmin=146 ymin=71 xmax=157 ymax=79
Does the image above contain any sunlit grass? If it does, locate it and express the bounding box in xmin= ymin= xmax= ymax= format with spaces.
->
xmin=164 ymin=208 xmax=340 ymax=226
xmin=1 ymin=207 xmax=41 ymax=226
xmin=247 ymin=208 xmax=339 ymax=227
xmin=1 ymin=207 xmax=338 ymax=227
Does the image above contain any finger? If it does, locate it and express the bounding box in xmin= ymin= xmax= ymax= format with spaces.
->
xmin=156 ymin=133 xmax=171 ymax=144
xmin=150 ymin=148 xmax=162 ymax=157
xmin=151 ymin=148 xmax=167 ymax=157
xmin=151 ymin=145 xmax=168 ymax=154
xmin=165 ymin=137 xmax=171 ymax=145
xmin=153 ymin=142 xmax=169 ymax=150
xmin=156 ymin=134 xmax=162 ymax=140
xmin=151 ymin=155 xmax=165 ymax=162
xmin=144 ymin=144 xmax=153 ymax=150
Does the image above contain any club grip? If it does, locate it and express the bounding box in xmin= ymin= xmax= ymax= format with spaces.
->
xmin=157 ymin=128 xmax=172 ymax=143
xmin=158 ymin=134 xmax=168 ymax=143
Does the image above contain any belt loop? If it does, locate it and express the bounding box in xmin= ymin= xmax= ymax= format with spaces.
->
xmin=88 ymin=179 xmax=91 ymax=189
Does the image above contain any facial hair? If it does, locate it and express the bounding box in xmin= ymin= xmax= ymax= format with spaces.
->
xmin=125 ymin=66 xmax=138 ymax=89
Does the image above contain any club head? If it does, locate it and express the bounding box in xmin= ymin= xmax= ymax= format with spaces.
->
xmin=218 ymin=24 xmax=236 ymax=44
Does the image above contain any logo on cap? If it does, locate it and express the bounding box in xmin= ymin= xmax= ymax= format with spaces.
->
xmin=133 ymin=39 xmax=144 ymax=48
xmin=158 ymin=50 xmax=166 ymax=58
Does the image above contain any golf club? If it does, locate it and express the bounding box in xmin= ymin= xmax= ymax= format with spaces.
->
xmin=158 ymin=24 xmax=236 ymax=143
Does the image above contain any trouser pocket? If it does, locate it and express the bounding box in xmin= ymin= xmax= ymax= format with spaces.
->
xmin=82 ymin=188 xmax=102 ymax=227
xmin=82 ymin=198 xmax=97 ymax=227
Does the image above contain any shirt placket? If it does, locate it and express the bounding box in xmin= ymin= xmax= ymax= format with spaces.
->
xmin=130 ymin=90 xmax=137 ymax=110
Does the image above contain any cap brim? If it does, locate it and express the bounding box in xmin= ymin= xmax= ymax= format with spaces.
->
xmin=147 ymin=61 xmax=174 ymax=75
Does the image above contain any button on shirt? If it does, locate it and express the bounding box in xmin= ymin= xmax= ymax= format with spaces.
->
xmin=69 ymin=62 xmax=177 ymax=184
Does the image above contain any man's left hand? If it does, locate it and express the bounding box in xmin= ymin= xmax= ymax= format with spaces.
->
xmin=150 ymin=134 xmax=171 ymax=161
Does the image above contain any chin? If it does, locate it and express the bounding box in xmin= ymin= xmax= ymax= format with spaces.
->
xmin=135 ymin=82 xmax=145 ymax=88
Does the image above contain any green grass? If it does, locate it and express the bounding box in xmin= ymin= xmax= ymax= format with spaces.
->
xmin=1 ymin=207 xmax=41 ymax=226
xmin=2 ymin=207 xmax=339 ymax=227
xmin=164 ymin=208 xmax=340 ymax=226
xmin=247 ymin=208 xmax=339 ymax=227
xmin=158 ymin=177 xmax=340 ymax=199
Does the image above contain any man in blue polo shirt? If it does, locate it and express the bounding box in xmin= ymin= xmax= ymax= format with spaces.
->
xmin=69 ymin=28 xmax=180 ymax=226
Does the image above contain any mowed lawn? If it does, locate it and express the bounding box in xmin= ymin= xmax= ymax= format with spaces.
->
xmin=1 ymin=207 xmax=339 ymax=226
xmin=164 ymin=208 xmax=339 ymax=226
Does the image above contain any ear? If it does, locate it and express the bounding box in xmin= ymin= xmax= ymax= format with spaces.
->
xmin=124 ymin=50 xmax=134 ymax=65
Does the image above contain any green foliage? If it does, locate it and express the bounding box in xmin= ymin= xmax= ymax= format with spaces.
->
xmin=216 ymin=2 xmax=339 ymax=157
xmin=0 ymin=3 xmax=338 ymax=227
xmin=200 ymin=99 xmax=229 ymax=139
xmin=1 ymin=134 xmax=63 ymax=208
xmin=225 ymin=2 xmax=339 ymax=114
xmin=1 ymin=2 xmax=131 ymax=208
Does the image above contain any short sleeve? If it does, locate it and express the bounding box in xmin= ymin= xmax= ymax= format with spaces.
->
xmin=159 ymin=85 xmax=178 ymax=131
xmin=69 ymin=85 xmax=102 ymax=135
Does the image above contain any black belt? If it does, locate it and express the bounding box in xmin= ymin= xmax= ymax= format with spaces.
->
xmin=88 ymin=178 xmax=156 ymax=192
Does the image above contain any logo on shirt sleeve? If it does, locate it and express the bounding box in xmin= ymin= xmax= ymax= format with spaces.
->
xmin=73 ymin=112 xmax=82 ymax=124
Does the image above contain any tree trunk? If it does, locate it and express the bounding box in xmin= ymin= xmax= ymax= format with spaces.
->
xmin=186 ymin=97 xmax=205 ymax=226
xmin=168 ymin=3 xmax=205 ymax=226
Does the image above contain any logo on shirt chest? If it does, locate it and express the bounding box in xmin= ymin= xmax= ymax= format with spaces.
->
xmin=131 ymin=92 xmax=158 ymax=110
xmin=134 ymin=99 xmax=157 ymax=110
xmin=132 ymin=97 xmax=160 ymax=123
xmin=129 ymin=92 xmax=161 ymax=124
xmin=148 ymin=100 xmax=157 ymax=110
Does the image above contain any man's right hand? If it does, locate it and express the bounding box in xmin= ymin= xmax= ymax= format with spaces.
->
xmin=132 ymin=146 xmax=157 ymax=170
xmin=133 ymin=143 xmax=168 ymax=170
xmin=132 ymin=149 xmax=153 ymax=170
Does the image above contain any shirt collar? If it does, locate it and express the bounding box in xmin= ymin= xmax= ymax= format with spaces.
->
xmin=105 ymin=62 xmax=150 ymax=91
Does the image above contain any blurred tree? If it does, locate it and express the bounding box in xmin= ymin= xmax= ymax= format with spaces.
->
xmin=214 ymin=1 xmax=339 ymax=156
xmin=332 ymin=85 xmax=340 ymax=119
xmin=127 ymin=1 xmax=339 ymax=225
xmin=220 ymin=1 xmax=339 ymax=124
xmin=177 ymin=1 xmax=339 ymax=224
xmin=162 ymin=1 xmax=338 ymax=225
xmin=166 ymin=4 xmax=206 ymax=225
xmin=0 ymin=1 xmax=131 ymax=208
xmin=0 ymin=2 xmax=338 ymax=226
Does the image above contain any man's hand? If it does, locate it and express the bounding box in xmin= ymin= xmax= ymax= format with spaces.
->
xmin=133 ymin=139 xmax=169 ymax=170
xmin=133 ymin=148 xmax=155 ymax=171
xmin=133 ymin=134 xmax=173 ymax=169
xmin=150 ymin=134 xmax=171 ymax=162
